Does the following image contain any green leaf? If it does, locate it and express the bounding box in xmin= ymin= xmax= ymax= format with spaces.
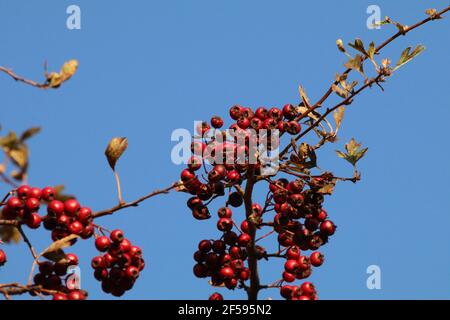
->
xmin=336 ymin=138 xmax=368 ymax=166
xmin=394 ymin=45 xmax=426 ymax=71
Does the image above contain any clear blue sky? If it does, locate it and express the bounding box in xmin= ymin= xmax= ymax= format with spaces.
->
xmin=1 ymin=0 xmax=449 ymax=300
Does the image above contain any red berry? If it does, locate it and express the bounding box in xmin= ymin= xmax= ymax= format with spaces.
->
xmin=193 ymin=263 xmax=208 ymax=278
xmin=17 ymin=185 xmax=31 ymax=199
xmin=25 ymin=197 xmax=40 ymax=212
xmin=227 ymin=170 xmax=241 ymax=184
xmin=187 ymin=156 xmax=202 ymax=171
xmin=217 ymin=207 xmax=232 ymax=218
xmin=68 ymin=290 xmax=86 ymax=300
xmin=198 ymin=240 xmax=212 ymax=253
xmin=297 ymin=256 xmax=310 ymax=271
xmin=95 ymin=236 xmax=111 ymax=252
xmin=280 ymin=285 xmax=294 ymax=299
xmin=240 ymin=220 xmax=249 ymax=233
xmin=320 ymin=220 xmax=336 ymax=236
xmin=47 ymin=200 xmax=65 ymax=216
xmin=69 ymin=221 xmax=84 ymax=235
xmin=29 ymin=188 xmax=42 ymax=200
xmin=64 ymin=199 xmax=80 ymax=216
xmin=52 ymin=293 xmax=68 ymax=300
xmin=229 ymin=105 xmax=243 ymax=120
xmin=7 ymin=197 xmax=23 ymax=211
xmin=129 ymin=246 xmax=142 ymax=258
xmin=284 ymin=259 xmax=299 ymax=273
xmin=268 ymin=107 xmax=283 ymax=121
xmin=219 ymin=267 xmax=235 ymax=280
xmin=110 ymin=229 xmax=125 ymax=243
xmin=41 ymin=187 xmax=56 ymax=201
xmin=310 ymin=252 xmax=324 ymax=267
xmin=316 ymin=209 xmax=328 ymax=221
xmin=283 ymin=271 xmax=296 ymax=283
xmin=287 ymin=246 xmax=301 ymax=260
xmin=217 ymin=218 xmax=234 ymax=232
xmin=300 ymin=282 xmax=316 ymax=296
xmin=282 ymin=104 xmax=297 ymax=120
xmin=66 ymin=253 xmax=79 ymax=266
xmin=120 ymin=238 xmax=132 ymax=252
xmin=77 ymin=207 xmax=92 ymax=224
xmin=94 ymin=268 xmax=109 ymax=281
xmin=255 ymin=107 xmax=268 ymax=120
xmin=125 ymin=266 xmax=140 ymax=279
xmin=237 ymin=233 xmax=251 ymax=247
xmin=38 ymin=261 xmax=54 ymax=275
xmin=0 ymin=249 xmax=7 ymax=266
xmin=212 ymin=240 xmax=226 ymax=254
xmin=26 ymin=213 xmax=42 ymax=229
xmin=209 ymin=292 xmax=224 ymax=300
xmin=211 ymin=116 xmax=224 ymax=129
xmin=287 ymin=121 xmax=301 ymax=135
xmin=91 ymin=256 xmax=105 ymax=269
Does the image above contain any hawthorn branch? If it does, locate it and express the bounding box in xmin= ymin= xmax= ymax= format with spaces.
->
xmin=308 ymin=5 xmax=450 ymax=116
xmin=92 ymin=183 xmax=180 ymax=219
xmin=243 ymin=165 xmax=261 ymax=300
xmin=280 ymin=74 xmax=384 ymax=158
xmin=0 ymin=66 xmax=50 ymax=89
xmin=0 ymin=283 xmax=63 ymax=299
xmin=17 ymin=226 xmax=38 ymax=260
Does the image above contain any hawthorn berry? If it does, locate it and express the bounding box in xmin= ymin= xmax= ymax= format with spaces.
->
xmin=237 ymin=233 xmax=251 ymax=247
xmin=17 ymin=185 xmax=31 ymax=199
xmin=320 ymin=220 xmax=336 ymax=236
xmin=310 ymin=252 xmax=324 ymax=267
xmin=41 ymin=187 xmax=56 ymax=201
xmin=0 ymin=249 xmax=6 ymax=266
xmin=209 ymin=292 xmax=224 ymax=300
xmin=95 ymin=236 xmax=111 ymax=252
xmin=64 ymin=199 xmax=80 ymax=217
xmin=110 ymin=229 xmax=125 ymax=243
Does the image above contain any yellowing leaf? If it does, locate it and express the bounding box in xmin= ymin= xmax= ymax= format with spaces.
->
xmin=105 ymin=137 xmax=128 ymax=171
xmin=60 ymin=60 xmax=79 ymax=78
xmin=39 ymin=234 xmax=78 ymax=263
xmin=394 ymin=45 xmax=426 ymax=71
xmin=20 ymin=127 xmax=41 ymax=141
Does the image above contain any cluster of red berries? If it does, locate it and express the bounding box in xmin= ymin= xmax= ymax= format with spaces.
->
xmin=1 ymin=185 xmax=94 ymax=241
xmin=193 ymin=208 xmax=251 ymax=290
xmin=280 ymin=282 xmax=318 ymax=300
xmin=270 ymin=177 xmax=336 ymax=298
xmin=193 ymin=232 xmax=250 ymax=290
xmin=31 ymin=253 xmax=87 ymax=300
xmin=180 ymin=105 xmax=338 ymax=300
xmin=0 ymin=249 xmax=6 ymax=267
xmin=43 ymin=198 xmax=94 ymax=241
xmin=93 ymin=229 xmax=145 ymax=297
xmin=181 ymin=105 xmax=302 ymax=219
xmin=2 ymin=185 xmax=56 ymax=229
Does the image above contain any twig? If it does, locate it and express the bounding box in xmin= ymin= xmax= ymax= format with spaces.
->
xmin=0 ymin=66 xmax=49 ymax=89
xmin=92 ymin=183 xmax=179 ymax=219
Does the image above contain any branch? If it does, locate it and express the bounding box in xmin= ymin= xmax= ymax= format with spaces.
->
xmin=0 ymin=283 xmax=63 ymax=299
xmin=308 ymin=5 xmax=450 ymax=116
xmin=0 ymin=66 xmax=50 ymax=89
xmin=280 ymin=74 xmax=384 ymax=158
xmin=17 ymin=226 xmax=38 ymax=260
xmin=92 ymin=183 xmax=180 ymax=219
xmin=243 ymin=165 xmax=261 ymax=300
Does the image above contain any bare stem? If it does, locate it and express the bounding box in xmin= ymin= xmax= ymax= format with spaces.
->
xmin=92 ymin=183 xmax=179 ymax=219
xmin=114 ymin=170 xmax=125 ymax=205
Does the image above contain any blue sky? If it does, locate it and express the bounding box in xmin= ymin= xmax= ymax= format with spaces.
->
xmin=1 ymin=0 xmax=449 ymax=300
